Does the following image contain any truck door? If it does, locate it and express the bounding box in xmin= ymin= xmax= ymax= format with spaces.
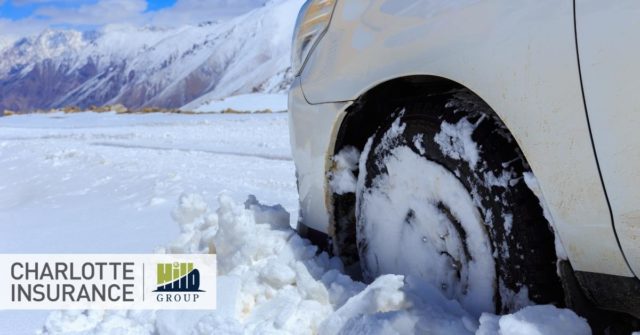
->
xmin=576 ymin=0 xmax=640 ymax=276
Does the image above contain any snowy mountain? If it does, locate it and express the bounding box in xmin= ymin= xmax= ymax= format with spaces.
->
xmin=0 ymin=0 xmax=303 ymax=112
xmin=0 ymin=36 xmax=14 ymax=54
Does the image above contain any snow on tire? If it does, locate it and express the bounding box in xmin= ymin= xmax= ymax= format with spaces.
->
xmin=354 ymin=92 xmax=565 ymax=314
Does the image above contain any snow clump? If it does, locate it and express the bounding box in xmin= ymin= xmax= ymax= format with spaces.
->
xmin=434 ymin=117 xmax=480 ymax=169
xmin=329 ymin=146 xmax=361 ymax=195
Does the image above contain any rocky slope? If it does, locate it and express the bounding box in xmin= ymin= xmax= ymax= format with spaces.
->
xmin=0 ymin=0 xmax=302 ymax=112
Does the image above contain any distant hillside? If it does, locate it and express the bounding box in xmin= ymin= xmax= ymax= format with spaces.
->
xmin=0 ymin=0 xmax=303 ymax=112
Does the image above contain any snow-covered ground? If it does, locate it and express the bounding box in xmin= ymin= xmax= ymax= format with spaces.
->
xmin=0 ymin=112 xmax=296 ymax=334
xmin=0 ymin=112 xmax=592 ymax=334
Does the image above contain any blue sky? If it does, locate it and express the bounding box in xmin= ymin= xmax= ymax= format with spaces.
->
xmin=146 ymin=0 xmax=176 ymax=12
xmin=0 ymin=0 xmax=177 ymax=20
xmin=0 ymin=0 xmax=265 ymax=38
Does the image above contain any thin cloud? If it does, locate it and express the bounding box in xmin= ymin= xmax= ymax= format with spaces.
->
xmin=0 ymin=0 xmax=267 ymax=39
xmin=34 ymin=0 xmax=148 ymax=25
xmin=151 ymin=0 xmax=266 ymax=25
xmin=12 ymin=0 xmax=85 ymax=5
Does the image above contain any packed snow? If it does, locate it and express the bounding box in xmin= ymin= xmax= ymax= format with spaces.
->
xmin=434 ymin=117 xmax=481 ymax=169
xmin=329 ymin=146 xmax=361 ymax=195
xmin=356 ymin=116 xmax=496 ymax=317
xmin=0 ymin=112 xmax=593 ymax=334
xmin=476 ymin=305 xmax=592 ymax=335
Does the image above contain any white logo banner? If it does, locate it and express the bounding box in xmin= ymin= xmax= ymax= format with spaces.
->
xmin=0 ymin=254 xmax=217 ymax=310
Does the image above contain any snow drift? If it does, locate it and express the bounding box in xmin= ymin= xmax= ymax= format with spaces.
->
xmin=41 ymin=194 xmax=591 ymax=335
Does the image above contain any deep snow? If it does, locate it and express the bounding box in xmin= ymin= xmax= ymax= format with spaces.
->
xmin=0 ymin=112 xmax=592 ymax=334
xmin=0 ymin=112 xmax=297 ymax=334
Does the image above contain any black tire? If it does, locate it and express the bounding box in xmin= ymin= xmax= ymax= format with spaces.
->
xmin=355 ymin=92 xmax=564 ymax=313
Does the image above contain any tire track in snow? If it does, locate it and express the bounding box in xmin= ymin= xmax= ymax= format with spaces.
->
xmin=90 ymin=142 xmax=293 ymax=162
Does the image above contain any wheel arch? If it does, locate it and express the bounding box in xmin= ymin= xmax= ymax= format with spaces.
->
xmin=332 ymin=75 xmax=503 ymax=157
xmin=328 ymin=74 xmax=537 ymax=263
xmin=328 ymin=74 xmax=575 ymax=310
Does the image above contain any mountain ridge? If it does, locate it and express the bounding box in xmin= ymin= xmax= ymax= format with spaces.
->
xmin=0 ymin=0 xmax=302 ymax=112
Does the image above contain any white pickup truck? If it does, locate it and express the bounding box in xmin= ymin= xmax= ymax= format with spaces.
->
xmin=288 ymin=0 xmax=640 ymax=323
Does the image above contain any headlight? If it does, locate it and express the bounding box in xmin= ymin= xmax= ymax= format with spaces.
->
xmin=292 ymin=0 xmax=337 ymax=75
